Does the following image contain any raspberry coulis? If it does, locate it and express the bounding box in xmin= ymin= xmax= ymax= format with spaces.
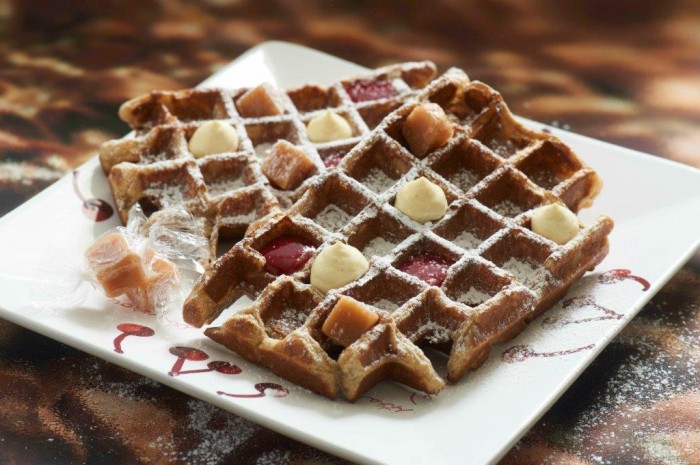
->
xmin=397 ymin=253 xmax=454 ymax=286
xmin=323 ymin=151 xmax=346 ymax=168
xmin=344 ymin=79 xmax=396 ymax=102
xmin=260 ymin=236 xmax=315 ymax=275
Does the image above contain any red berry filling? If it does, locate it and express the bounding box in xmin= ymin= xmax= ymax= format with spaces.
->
xmin=397 ymin=253 xmax=454 ymax=286
xmin=344 ymin=79 xmax=396 ymax=103
xmin=323 ymin=151 xmax=346 ymax=168
xmin=260 ymin=236 xmax=315 ymax=276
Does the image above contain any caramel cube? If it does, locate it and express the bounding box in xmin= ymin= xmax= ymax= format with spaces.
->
xmin=86 ymin=232 xmax=146 ymax=298
xmin=236 ymin=83 xmax=285 ymax=118
xmin=322 ymin=296 xmax=379 ymax=347
xmin=131 ymin=249 xmax=179 ymax=314
xmin=261 ymin=140 xmax=317 ymax=190
xmin=402 ymin=103 xmax=454 ymax=158
xmin=143 ymin=249 xmax=178 ymax=284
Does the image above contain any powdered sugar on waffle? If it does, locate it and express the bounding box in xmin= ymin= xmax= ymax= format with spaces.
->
xmin=103 ymin=61 xmax=438 ymax=256
xmin=492 ymin=200 xmax=524 ymax=218
xmin=315 ymin=204 xmax=353 ymax=232
xmin=144 ymin=183 xmax=189 ymax=206
xmin=362 ymin=167 xmax=396 ymax=193
xmin=502 ymin=257 xmax=545 ymax=289
xmin=453 ymin=230 xmax=481 ymax=250
xmin=190 ymin=66 xmax=612 ymax=400
xmin=457 ymin=286 xmax=492 ymax=306
xmin=371 ymin=298 xmax=398 ymax=313
xmin=205 ymin=177 xmax=246 ymax=197
xmin=363 ymin=236 xmax=397 ymax=258
xmin=447 ymin=169 xmax=479 ymax=191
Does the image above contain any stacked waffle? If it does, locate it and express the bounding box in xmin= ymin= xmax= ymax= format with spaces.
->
xmin=99 ymin=61 xmax=437 ymax=258
xmin=183 ymin=68 xmax=614 ymax=400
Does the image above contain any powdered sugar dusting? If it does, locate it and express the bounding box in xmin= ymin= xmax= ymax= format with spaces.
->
xmin=372 ymin=298 xmax=397 ymax=312
xmin=223 ymin=209 xmax=259 ymax=224
xmin=418 ymin=321 xmax=451 ymax=344
xmin=269 ymin=307 xmax=309 ymax=334
xmin=206 ymin=177 xmax=246 ymax=196
xmin=363 ymin=236 xmax=397 ymax=258
xmin=141 ymin=151 xmax=173 ymax=164
xmin=502 ymin=257 xmax=541 ymax=289
xmin=448 ymin=169 xmax=479 ymax=191
xmin=144 ymin=184 xmax=188 ymax=207
xmin=488 ymin=138 xmax=518 ymax=158
xmin=256 ymin=449 xmax=292 ymax=464
xmin=315 ymin=204 xmax=352 ymax=231
xmin=254 ymin=142 xmax=273 ymax=159
xmin=362 ymin=167 xmax=396 ymax=193
xmin=176 ymin=399 xmax=259 ymax=465
xmin=568 ymin=351 xmax=699 ymax=464
xmin=457 ymin=286 xmax=492 ymax=306
xmin=492 ymin=200 xmax=523 ymax=217
xmin=453 ymin=230 xmax=481 ymax=250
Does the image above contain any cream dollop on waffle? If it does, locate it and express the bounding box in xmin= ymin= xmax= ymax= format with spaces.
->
xmin=188 ymin=121 xmax=239 ymax=158
xmin=310 ymin=242 xmax=369 ymax=293
xmin=394 ymin=176 xmax=448 ymax=223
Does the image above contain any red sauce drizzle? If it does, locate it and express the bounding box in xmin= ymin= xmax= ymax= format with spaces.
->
xmin=397 ymin=253 xmax=454 ymax=286
xmin=260 ymin=236 xmax=315 ymax=276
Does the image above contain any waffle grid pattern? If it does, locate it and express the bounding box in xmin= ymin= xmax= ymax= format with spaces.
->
xmin=98 ymin=62 xmax=438 ymax=258
xmin=185 ymin=68 xmax=614 ymax=400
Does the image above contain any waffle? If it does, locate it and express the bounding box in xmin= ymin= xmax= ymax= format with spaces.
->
xmin=184 ymin=67 xmax=613 ymax=400
xmin=98 ymin=62 xmax=438 ymax=259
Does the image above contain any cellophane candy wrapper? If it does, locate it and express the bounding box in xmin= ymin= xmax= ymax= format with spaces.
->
xmin=85 ymin=204 xmax=210 ymax=320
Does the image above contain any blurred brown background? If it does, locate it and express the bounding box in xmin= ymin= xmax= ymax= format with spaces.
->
xmin=0 ymin=1 xmax=699 ymax=464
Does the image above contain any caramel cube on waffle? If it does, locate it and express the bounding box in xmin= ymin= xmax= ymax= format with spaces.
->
xmin=100 ymin=62 xmax=438 ymax=262
xmin=322 ymin=296 xmax=379 ymax=346
xmin=185 ymin=67 xmax=614 ymax=401
xmin=86 ymin=232 xmax=145 ymax=298
xmin=235 ymin=83 xmax=285 ymax=118
xmin=402 ymin=103 xmax=453 ymax=158
xmin=261 ymin=140 xmax=317 ymax=190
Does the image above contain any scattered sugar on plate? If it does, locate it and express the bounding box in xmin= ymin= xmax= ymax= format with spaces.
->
xmin=315 ymin=204 xmax=352 ymax=231
xmin=177 ymin=399 xmax=259 ymax=464
xmin=457 ymin=286 xmax=492 ymax=306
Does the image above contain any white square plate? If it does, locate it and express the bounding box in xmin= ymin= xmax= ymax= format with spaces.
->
xmin=0 ymin=42 xmax=699 ymax=465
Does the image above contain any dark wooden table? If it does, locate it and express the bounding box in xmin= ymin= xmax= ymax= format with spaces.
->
xmin=1 ymin=1 xmax=699 ymax=463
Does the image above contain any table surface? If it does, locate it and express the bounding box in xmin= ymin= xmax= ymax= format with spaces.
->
xmin=1 ymin=1 xmax=699 ymax=464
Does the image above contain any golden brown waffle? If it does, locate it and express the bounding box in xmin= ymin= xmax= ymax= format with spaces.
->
xmin=99 ymin=62 xmax=438 ymax=259
xmin=184 ymin=68 xmax=613 ymax=401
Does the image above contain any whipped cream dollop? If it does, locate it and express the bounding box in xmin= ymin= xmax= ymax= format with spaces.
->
xmin=188 ymin=121 xmax=239 ymax=158
xmin=310 ymin=242 xmax=369 ymax=293
xmin=394 ymin=177 xmax=448 ymax=223
xmin=531 ymin=203 xmax=579 ymax=244
xmin=307 ymin=109 xmax=353 ymax=143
